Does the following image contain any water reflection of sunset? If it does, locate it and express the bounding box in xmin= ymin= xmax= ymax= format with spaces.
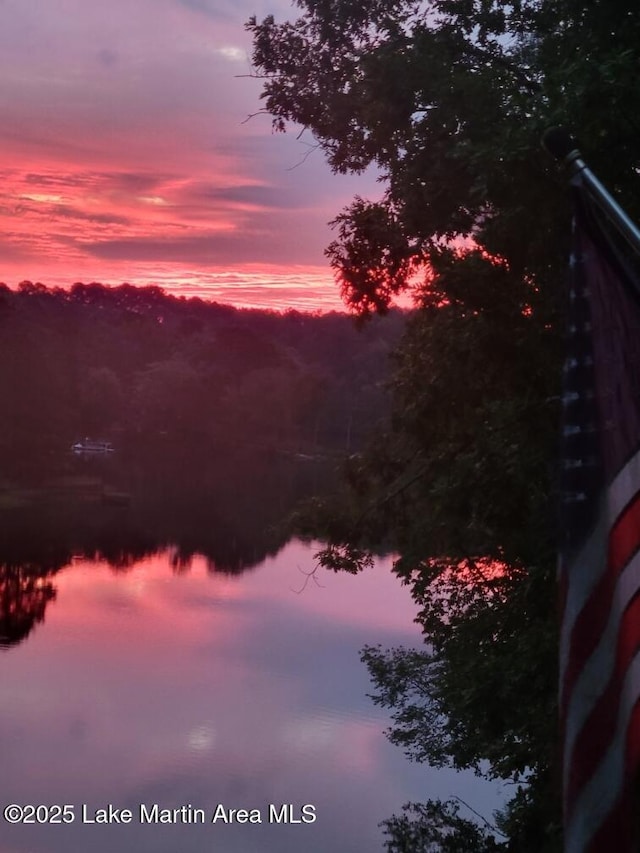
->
xmin=0 ymin=541 xmax=502 ymax=852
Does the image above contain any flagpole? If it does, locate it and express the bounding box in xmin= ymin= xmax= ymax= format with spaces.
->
xmin=542 ymin=127 xmax=640 ymax=257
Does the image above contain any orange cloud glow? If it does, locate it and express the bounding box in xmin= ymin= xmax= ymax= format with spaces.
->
xmin=0 ymin=0 xmax=378 ymax=312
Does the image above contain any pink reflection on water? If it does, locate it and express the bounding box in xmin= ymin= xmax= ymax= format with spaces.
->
xmin=0 ymin=541 xmax=502 ymax=853
xmin=249 ymin=540 xmax=416 ymax=633
xmin=0 ymin=541 xmax=433 ymax=852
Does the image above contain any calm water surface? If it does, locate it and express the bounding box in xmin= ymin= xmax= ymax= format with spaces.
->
xmin=0 ymin=539 xmax=501 ymax=852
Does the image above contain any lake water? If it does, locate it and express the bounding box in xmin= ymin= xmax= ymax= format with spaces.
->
xmin=0 ymin=538 xmax=502 ymax=852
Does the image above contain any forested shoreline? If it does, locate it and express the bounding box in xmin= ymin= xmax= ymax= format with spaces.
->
xmin=0 ymin=280 xmax=404 ymax=483
xmin=0 ymin=280 xmax=406 ymax=649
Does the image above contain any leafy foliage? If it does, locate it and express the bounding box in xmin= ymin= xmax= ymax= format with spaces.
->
xmin=248 ymin=0 xmax=640 ymax=848
xmin=248 ymin=0 xmax=640 ymax=312
xmin=380 ymin=800 xmax=503 ymax=852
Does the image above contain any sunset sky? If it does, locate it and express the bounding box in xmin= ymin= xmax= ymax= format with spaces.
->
xmin=0 ymin=0 xmax=378 ymax=311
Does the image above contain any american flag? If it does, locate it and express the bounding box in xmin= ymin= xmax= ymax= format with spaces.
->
xmin=559 ymin=185 xmax=640 ymax=851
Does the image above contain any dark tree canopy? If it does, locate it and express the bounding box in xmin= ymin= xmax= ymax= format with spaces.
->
xmin=248 ymin=1 xmax=640 ymax=849
xmin=248 ymin=0 xmax=640 ymax=315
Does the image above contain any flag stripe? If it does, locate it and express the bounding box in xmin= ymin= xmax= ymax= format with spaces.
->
xmin=565 ymin=579 xmax=640 ymax=816
xmin=585 ymin=698 xmax=640 ymax=851
xmin=563 ymin=547 xmax=640 ymax=802
xmin=559 ymin=518 xmax=608 ymax=685
xmin=565 ymin=652 xmax=640 ymax=852
xmin=559 ymin=447 xmax=640 ymax=683
xmin=611 ymin=492 xmax=640 ymax=570
xmin=560 ymin=488 xmax=640 ymax=717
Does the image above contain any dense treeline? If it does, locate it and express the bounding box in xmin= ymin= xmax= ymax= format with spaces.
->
xmin=0 ymin=280 xmax=404 ymax=649
xmin=0 ymin=280 xmax=404 ymax=482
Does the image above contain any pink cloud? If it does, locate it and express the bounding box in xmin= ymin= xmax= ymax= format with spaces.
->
xmin=0 ymin=0 xmax=381 ymax=310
